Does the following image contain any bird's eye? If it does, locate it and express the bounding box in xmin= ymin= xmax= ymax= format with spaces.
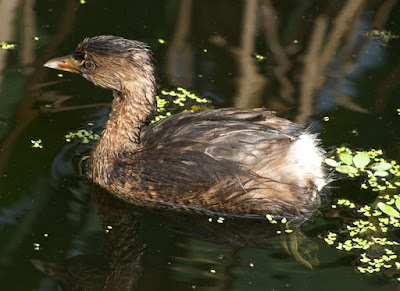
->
xmin=84 ymin=60 xmax=95 ymax=70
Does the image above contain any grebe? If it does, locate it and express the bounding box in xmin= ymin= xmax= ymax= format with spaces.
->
xmin=44 ymin=36 xmax=327 ymax=218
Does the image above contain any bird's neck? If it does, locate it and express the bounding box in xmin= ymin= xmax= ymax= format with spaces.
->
xmin=90 ymin=75 xmax=156 ymax=185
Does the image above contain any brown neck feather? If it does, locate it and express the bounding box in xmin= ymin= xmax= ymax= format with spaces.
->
xmin=89 ymin=65 xmax=156 ymax=185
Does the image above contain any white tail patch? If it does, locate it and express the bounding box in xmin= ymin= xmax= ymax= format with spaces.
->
xmin=287 ymin=133 xmax=326 ymax=191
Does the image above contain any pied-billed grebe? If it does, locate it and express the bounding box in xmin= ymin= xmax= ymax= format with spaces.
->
xmin=44 ymin=35 xmax=327 ymax=218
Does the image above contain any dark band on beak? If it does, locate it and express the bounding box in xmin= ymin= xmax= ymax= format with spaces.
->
xmin=43 ymin=55 xmax=82 ymax=74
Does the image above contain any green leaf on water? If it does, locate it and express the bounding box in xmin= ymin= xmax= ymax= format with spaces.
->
xmin=335 ymin=165 xmax=358 ymax=174
xmin=325 ymin=158 xmax=338 ymax=167
xmin=353 ymin=152 xmax=370 ymax=169
xmin=374 ymin=170 xmax=389 ymax=177
xmin=339 ymin=153 xmax=354 ymax=166
xmin=372 ymin=162 xmax=392 ymax=171
xmin=377 ymin=202 xmax=400 ymax=218
xmin=396 ymin=197 xmax=400 ymax=211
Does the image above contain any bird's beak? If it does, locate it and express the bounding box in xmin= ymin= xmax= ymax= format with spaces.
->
xmin=43 ymin=54 xmax=82 ymax=74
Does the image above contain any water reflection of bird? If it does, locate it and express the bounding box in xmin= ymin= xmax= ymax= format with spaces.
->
xmin=31 ymin=187 xmax=319 ymax=289
xmin=32 ymin=187 xmax=144 ymax=290
xmin=44 ymin=35 xmax=327 ymax=218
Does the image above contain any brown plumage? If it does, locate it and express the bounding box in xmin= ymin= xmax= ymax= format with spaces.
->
xmin=44 ymin=35 xmax=327 ymax=218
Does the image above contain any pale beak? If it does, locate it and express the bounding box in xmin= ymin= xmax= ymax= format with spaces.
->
xmin=43 ymin=54 xmax=82 ymax=74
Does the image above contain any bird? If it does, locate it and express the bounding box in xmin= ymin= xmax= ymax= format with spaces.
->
xmin=44 ymin=35 xmax=327 ymax=218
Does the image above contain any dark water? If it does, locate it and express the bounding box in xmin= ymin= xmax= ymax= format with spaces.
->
xmin=1 ymin=1 xmax=400 ymax=290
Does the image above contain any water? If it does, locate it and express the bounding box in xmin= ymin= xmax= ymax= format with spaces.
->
xmin=0 ymin=1 xmax=399 ymax=290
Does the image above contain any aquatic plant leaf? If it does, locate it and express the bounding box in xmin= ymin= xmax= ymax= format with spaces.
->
xmin=374 ymin=170 xmax=389 ymax=177
xmin=353 ymin=152 xmax=370 ymax=169
xmin=335 ymin=165 xmax=358 ymax=174
xmin=339 ymin=153 xmax=353 ymax=166
xmin=377 ymin=202 xmax=400 ymax=218
xmin=396 ymin=197 xmax=400 ymax=211
xmin=372 ymin=162 xmax=392 ymax=171
xmin=325 ymin=158 xmax=338 ymax=167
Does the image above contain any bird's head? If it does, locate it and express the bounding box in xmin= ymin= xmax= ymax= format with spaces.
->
xmin=44 ymin=35 xmax=154 ymax=93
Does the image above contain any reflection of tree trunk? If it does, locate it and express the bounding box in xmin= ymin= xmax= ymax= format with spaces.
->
xmin=348 ymin=0 xmax=397 ymax=67
xmin=297 ymin=0 xmax=364 ymax=123
xmin=233 ymin=0 xmax=265 ymax=109
xmin=0 ymin=0 xmax=20 ymax=94
xmin=21 ymin=0 xmax=36 ymax=77
xmin=320 ymin=0 xmax=365 ymax=69
xmin=260 ymin=0 xmax=294 ymax=104
xmin=165 ymin=0 xmax=193 ymax=88
xmin=0 ymin=0 xmax=78 ymax=177
xmin=373 ymin=0 xmax=398 ymax=27
xmin=297 ymin=15 xmax=327 ymax=124
xmin=370 ymin=0 xmax=399 ymax=113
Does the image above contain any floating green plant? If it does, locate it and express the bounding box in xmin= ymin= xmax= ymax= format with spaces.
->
xmin=1 ymin=42 xmax=16 ymax=50
xmin=323 ymin=146 xmax=400 ymax=281
xmin=65 ymin=128 xmax=100 ymax=144
xmin=377 ymin=197 xmax=400 ymax=218
xmin=253 ymin=54 xmax=266 ymax=60
xmin=31 ymin=139 xmax=43 ymax=148
xmin=365 ymin=29 xmax=400 ymax=47
xmin=325 ymin=195 xmax=400 ymax=277
xmin=151 ymin=87 xmax=211 ymax=123
xmin=325 ymin=147 xmax=400 ymax=185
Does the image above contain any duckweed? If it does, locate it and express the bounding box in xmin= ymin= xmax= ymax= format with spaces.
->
xmin=151 ymin=87 xmax=211 ymax=123
xmin=265 ymin=214 xmax=277 ymax=224
xmin=325 ymin=147 xmax=400 ymax=188
xmin=217 ymin=217 xmax=225 ymax=224
xmin=324 ymin=146 xmax=400 ymax=281
xmin=254 ymin=54 xmax=266 ymax=60
xmin=65 ymin=127 xmax=100 ymax=144
xmin=1 ymin=42 xmax=16 ymax=50
xmin=365 ymin=29 xmax=400 ymax=47
xmin=31 ymin=139 xmax=43 ymax=148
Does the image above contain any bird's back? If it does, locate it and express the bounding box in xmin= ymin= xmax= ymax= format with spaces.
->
xmin=106 ymin=108 xmax=326 ymax=218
